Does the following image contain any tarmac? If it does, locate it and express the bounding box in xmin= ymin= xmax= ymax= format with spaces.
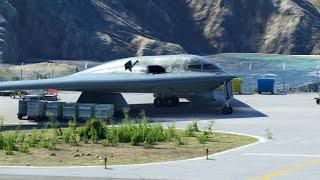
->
xmin=0 ymin=92 xmax=320 ymax=179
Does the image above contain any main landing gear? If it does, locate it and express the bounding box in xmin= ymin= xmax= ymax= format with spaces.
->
xmin=221 ymin=106 xmax=233 ymax=115
xmin=221 ymin=80 xmax=234 ymax=115
xmin=154 ymin=97 xmax=179 ymax=107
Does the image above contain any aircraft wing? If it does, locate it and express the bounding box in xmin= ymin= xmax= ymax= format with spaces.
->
xmin=0 ymin=72 xmax=236 ymax=93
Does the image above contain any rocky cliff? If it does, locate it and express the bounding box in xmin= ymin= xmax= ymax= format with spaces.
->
xmin=0 ymin=0 xmax=319 ymax=63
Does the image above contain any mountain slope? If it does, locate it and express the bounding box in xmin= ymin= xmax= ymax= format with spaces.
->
xmin=0 ymin=0 xmax=320 ymax=63
xmin=309 ymin=0 xmax=320 ymax=11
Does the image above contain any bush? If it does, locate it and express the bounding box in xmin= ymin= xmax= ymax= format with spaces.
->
xmin=196 ymin=133 xmax=207 ymax=144
xmin=117 ymin=120 xmax=136 ymax=143
xmin=3 ymin=134 xmax=15 ymax=153
xmin=0 ymin=118 xmax=3 ymax=132
xmin=130 ymin=133 xmax=139 ymax=146
xmin=80 ymin=119 xmax=106 ymax=141
xmin=184 ymin=121 xmax=199 ymax=137
xmin=174 ymin=134 xmax=187 ymax=147
xmin=166 ymin=122 xmax=176 ymax=140
xmin=90 ymin=128 xmax=99 ymax=144
xmin=19 ymin=142 xmax=29 ymax=153
xmin=38 ymin=132 xmax=48 ymax=148
xmin=150 ymin=124 xmax=165 ymax=142
xmin=47 ymin=138 xmax=57 ymax=150
xmin=70 ymin=131 xmax=79 ymax=146
xmin=78 ymin=127 xmax=88 ymax=141
xmin=50 ymin=118 xmax=62 ymax=136
xmin=0 ymin=134 xmax=3 ymax=150
xmin=52 ymin=134 xmax=59 ymax=145
xmin=143 ymin=140 xmax=152 ymax=149
xmin=28 ymin=130 xmax=37 ymax=147
xmin=102 ymin=139 xmax=110 ymax=147
xmin=62 ymin=129 xmax=71 ymax=144
xmin=17 ymin=132 xmax=26 ymax=143
xmin=68 ymin=118 xmax=77 ymax=130
xmin=105 ymin=126 xmax=118 ymax=146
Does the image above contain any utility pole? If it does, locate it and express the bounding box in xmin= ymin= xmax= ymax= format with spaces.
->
xmin=20 ymin=62 xmax=24 ymax=80
xmin=317 ymin=61 xmax=319 ymax=92
xmin=51 ymin=64 xmax=54 ymax=78
xmin=248 ymin=62 xmax=252 ymax=94
xmin=282 ymin=62 xmax=286 ymax=93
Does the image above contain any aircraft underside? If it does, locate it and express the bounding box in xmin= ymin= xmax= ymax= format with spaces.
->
xmin=76 ymin=80 xmax=234 ymax=115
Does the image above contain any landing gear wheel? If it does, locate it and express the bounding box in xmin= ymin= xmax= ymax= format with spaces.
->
xmin=154 ymin=98 xmax=163 ymax=107
xmin=166 ymin=98 xmax=175 ymax=107
xmin=173 ymin=97 xmax=179 ymax=106
xmin=17 ymin=114 xmax=23 ymax=120
xmin=221 ymin=107 xmax=233 ymax=115
xmin=317 ymin=99 xmax=320 ymax=105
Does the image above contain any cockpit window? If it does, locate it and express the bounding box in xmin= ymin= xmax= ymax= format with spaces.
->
xmin=188 ymin=64 xmax=202 ymax=70
xmin=203 ymin=64 xmax=219 ymax=71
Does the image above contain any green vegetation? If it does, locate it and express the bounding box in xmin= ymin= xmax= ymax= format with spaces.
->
xmin=0 ymin=110 xmax=257 ymax=166
xmin=265 ymin=128 xmax=273 ymax=140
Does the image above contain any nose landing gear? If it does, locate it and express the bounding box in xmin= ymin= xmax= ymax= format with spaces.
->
xmin=154 ymin=97 xmax=179 ymax=107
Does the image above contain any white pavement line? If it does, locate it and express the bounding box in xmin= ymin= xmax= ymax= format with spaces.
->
xmin=0 ymin=131 xmax=266 ymax=169
xmin=243 ymin=153 xmax=320 ymax=158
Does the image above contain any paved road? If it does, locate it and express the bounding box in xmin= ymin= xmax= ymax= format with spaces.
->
xmin=1 ymin=93 xmax=320 ymax=179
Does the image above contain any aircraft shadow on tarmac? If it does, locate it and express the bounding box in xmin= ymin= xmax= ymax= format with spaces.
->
xmin=116 ymin=98 xmax=267 ymax=123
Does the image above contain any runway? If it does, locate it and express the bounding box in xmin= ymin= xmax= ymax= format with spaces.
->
xmin=0 ymin=93 xmax=320 ymax=179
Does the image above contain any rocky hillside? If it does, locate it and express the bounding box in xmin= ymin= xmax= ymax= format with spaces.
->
xmin=0 ymin=0 xmax=320 ymax=63
xmin=309 ymin=0 xmax=320 ymax=10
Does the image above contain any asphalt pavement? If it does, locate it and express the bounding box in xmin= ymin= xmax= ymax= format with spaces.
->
xmin=0 ymin=93 xmax=320 ymax=179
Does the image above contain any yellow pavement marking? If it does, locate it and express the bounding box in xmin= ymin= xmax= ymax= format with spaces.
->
xmin=250 ymin=157 xmax=320 ymax=180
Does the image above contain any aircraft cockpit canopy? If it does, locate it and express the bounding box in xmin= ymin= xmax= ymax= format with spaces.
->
xmin=185 ymin=60 xmax=221 ymax=72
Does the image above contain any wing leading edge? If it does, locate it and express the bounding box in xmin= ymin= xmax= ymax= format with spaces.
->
xmin=0 ymin=72 xmax=236 ymax=93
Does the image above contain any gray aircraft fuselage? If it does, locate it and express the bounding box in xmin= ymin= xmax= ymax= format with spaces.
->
xmin=0 ymin=54 xmax=236 ymax=113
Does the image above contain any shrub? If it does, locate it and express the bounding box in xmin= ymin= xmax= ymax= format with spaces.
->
xmin=78 ymin=127 xmax=88 ymax=141
xmin=89 ymin=128 xmax=99 ymax=144
xmin=117 ymin=120 xmax=136 ymax=143
xmin=265 ymin=128 xmax=273 ymax=140
xmin=28 ymin=130 xmax=37 ymax=147
xmin=143 ymin=140 xmax=152 ymax=149
xmin=174 ymin=134 xmax=187 ymax=147
xmin=122 ymin=108 xmax=132 ymax=122
xmin=68 ymin=117 xmax=77 ymax=130
xmin=3 ymin=134 xmax=15 ymax=153
xmin=196 ymin=133 xmax=207 ymax=144
xmin=47 ymin=138 xmax=57 ymax=150
xmin=204 ymin=120 xmax=214 ymax=134
xmin=80 ymin=119 xmax=106 ymax=141
xmin=130 ymin=133 xmax=139 ymax=146
xmin=0 ymin=119 xmax=3 ymax=132
xmin=62 ymin=129 xmax=71 ymax=144
xmin=38 ymin=132 xmax=48 ymax=148
xmin=184 ymin=121 xmax=199 ymax=137
xmin=0 ymin=134 xmax=3 ymax=150
xmin=19 ymin=142 xmax=29 ymax=153
xmin=50 ymin=118 xmax=62 ymax=136
xmin=103 ymin=126 xmax=119 ymax=147
xmin=102 ymin=139 xmax=110 ymax=147
xmin=70 ymin=131 xmax=79 ymax=146
xmin=51 ymin=134 xmax=59 ymax=145
xmin=17 ymin=132 xmax=26 ymax=143
xmin=150 ymin=124 xmax=165 ymax=142
xmin=166 ymin=122 xmax=176 ymax=140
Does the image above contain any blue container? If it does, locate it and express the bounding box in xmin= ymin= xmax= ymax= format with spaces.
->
xmin=257 ymin=78 xmax=275 ymax=94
